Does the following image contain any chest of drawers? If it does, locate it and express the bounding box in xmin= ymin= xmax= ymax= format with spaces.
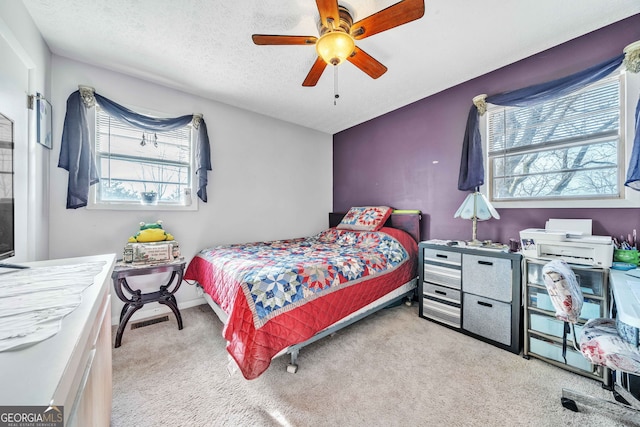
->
xmin=523 ymin=257 xmax=609 ymax=382
xmin=418 ymin=243 xmax=522 ymax=354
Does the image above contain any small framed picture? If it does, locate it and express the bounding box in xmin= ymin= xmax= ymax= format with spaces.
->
xmin=37 ymin=95 xmax=52 ymax=149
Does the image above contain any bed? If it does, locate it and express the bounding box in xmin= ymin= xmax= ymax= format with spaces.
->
xmin=184 ymin=207 xmax=421 ymax=379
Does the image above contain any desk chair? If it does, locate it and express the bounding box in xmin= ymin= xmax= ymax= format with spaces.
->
xmin=542 ymin=260 xmax=640 ymax=424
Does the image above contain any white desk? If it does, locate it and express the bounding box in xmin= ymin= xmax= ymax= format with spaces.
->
xmin=609 ymin=269 xmax=640 ymax=329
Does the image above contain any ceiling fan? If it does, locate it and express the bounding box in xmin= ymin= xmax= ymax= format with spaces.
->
xmin=252 ymin=0 xmax=425 ymax=87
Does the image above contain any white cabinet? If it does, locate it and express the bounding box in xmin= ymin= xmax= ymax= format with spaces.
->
xmin=0 ymin=254 xmax=116 ymax=426
xmin=419 ymin=243 xmax=522 ymax=354
xmin=65 ymin=288 xmax=112 ymax=427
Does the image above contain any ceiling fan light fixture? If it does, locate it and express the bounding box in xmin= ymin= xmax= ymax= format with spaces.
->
xmin=315 ymin=30 xmax=355 ymax=66
xmin=252 ymin=1 xmax=425 ymax=86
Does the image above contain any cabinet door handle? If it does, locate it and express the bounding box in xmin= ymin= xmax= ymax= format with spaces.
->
xmin=478 ymin=260 xmax=493 ymax=266
xmin=434 ymin=290 xmax=447 ymax=296
xmin=477 ymin=301 xmax=493 ymax=308
xmin=436 ymin=254 xmax=448 ymax=259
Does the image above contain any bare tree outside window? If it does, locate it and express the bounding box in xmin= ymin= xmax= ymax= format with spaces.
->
xmin=487 ymin=77 xmax=620 ymax=201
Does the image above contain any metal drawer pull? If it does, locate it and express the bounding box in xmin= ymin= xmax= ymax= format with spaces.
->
xmin=435 ymin=290 xmax=447 ymax=295
xmin=477 ymin=301 xmax=493 ymax=308
xmin=436 ymin=254 xmax=448 ymax=259
xmin=478 ymin=260 xmax=493 ymax=266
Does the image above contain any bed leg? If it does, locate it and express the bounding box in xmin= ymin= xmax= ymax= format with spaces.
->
xmin=406 ymin=288 xmax=418 ymax=306
xmin=287 ymin=348 xmax=299 ymax=373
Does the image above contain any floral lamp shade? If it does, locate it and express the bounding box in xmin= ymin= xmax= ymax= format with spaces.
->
xmin=454 ymin=192 xmax=500 ymax=244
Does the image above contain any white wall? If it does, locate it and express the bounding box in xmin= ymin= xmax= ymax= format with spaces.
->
xmin=49 ymin=56 xmax=333 ymax=324
xmin=0 ymin=2 xmax=51 ymax=262
xmin=1 ymin=2 xmax=333 ymax=326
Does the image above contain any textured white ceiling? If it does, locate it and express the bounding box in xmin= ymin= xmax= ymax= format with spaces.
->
xmin=21 ymin=0 xmax=640 ymax=134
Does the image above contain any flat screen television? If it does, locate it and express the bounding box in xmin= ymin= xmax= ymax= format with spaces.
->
xmin=0 ymin=112 xmax=15 ymax=260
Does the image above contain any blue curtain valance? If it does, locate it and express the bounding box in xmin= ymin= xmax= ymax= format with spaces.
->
xmin=457 ymin=53 xmax=628 ymax=192
xmin=58 ymin=91 xmax=98 ymax=209
xmin=58 ymin=89 xmax=212 ymax=209
xmin=94 ymin=93 xmax=194 ymax=131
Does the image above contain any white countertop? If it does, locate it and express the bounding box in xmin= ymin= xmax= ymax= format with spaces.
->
xmin=0 ymin=254 xmax=115 ymax=406
xmin=609 ymin=268 xmax=640 ymax=329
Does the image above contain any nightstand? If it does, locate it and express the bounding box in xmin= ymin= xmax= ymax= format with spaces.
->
xmin=112 ymin=258 xmax=186 ymax=347
xmin=418 ymin=242 xmax=523 ymax=354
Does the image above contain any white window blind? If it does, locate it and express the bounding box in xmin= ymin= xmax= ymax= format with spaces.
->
xmin=95 ymin=104 xmax=192 ymax=205
xmin=487 ymin=76 xmax=621 ymax=201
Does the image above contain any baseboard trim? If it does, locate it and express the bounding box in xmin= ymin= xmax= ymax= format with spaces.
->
xmin=111 ymin=297 xmax=206 ymax=326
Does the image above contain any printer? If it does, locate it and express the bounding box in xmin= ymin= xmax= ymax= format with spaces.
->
xmin=520 ymin=219 xmax=613 ymax=268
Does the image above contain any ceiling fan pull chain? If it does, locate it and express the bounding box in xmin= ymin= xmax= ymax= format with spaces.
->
xmin=334 ymin=65 xmax=339 ymax=106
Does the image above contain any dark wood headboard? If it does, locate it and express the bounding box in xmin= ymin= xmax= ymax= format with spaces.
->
xmin=329 ymin=212 xmax=422 ymax=243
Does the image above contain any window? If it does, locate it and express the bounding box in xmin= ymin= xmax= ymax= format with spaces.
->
xmin=483 ymin=70 xmax=640 ymax=208
xmin=90 ymin=104 xmax=196 ymax=210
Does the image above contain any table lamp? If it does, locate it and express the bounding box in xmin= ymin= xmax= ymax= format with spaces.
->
xmin=454 ymin=191 xmax=500 ymax=246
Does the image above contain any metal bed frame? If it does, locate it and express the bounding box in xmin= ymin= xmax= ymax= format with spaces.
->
xmin=283 ymin=279 xmax=416 ymax=373
xmin=199 ymin=211 xmax=422 ymax=374
xmin=200 ymin=278 xmax=416 ymax=373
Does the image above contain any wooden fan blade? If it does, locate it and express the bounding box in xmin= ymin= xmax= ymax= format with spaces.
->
xmin=303 ymin=57 xmax=328 ymax=86
xmin=351 ymin=0 xmax=425 ymax=40
xmin=252 ymin=34 xmax=317 ymax=45
xmin=316 ymin=0 xmax=340 ymax=28
xmin=347 ymin=47 xmax=387 ymax=79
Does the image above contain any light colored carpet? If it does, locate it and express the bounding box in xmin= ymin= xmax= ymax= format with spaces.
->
xmin=112 ymin=304 xmax=631 ymax=426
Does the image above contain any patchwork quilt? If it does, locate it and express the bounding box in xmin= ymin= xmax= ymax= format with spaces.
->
xmin=184 ymin=227 xmax=417 ymax=379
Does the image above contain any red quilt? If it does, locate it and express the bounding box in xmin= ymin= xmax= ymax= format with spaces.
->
xmin=184 ymin=227 xmax=417 ymax=379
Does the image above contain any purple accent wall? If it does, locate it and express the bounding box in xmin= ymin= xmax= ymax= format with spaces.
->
xmin=334 ymin=14 xmax=640 ymax=244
